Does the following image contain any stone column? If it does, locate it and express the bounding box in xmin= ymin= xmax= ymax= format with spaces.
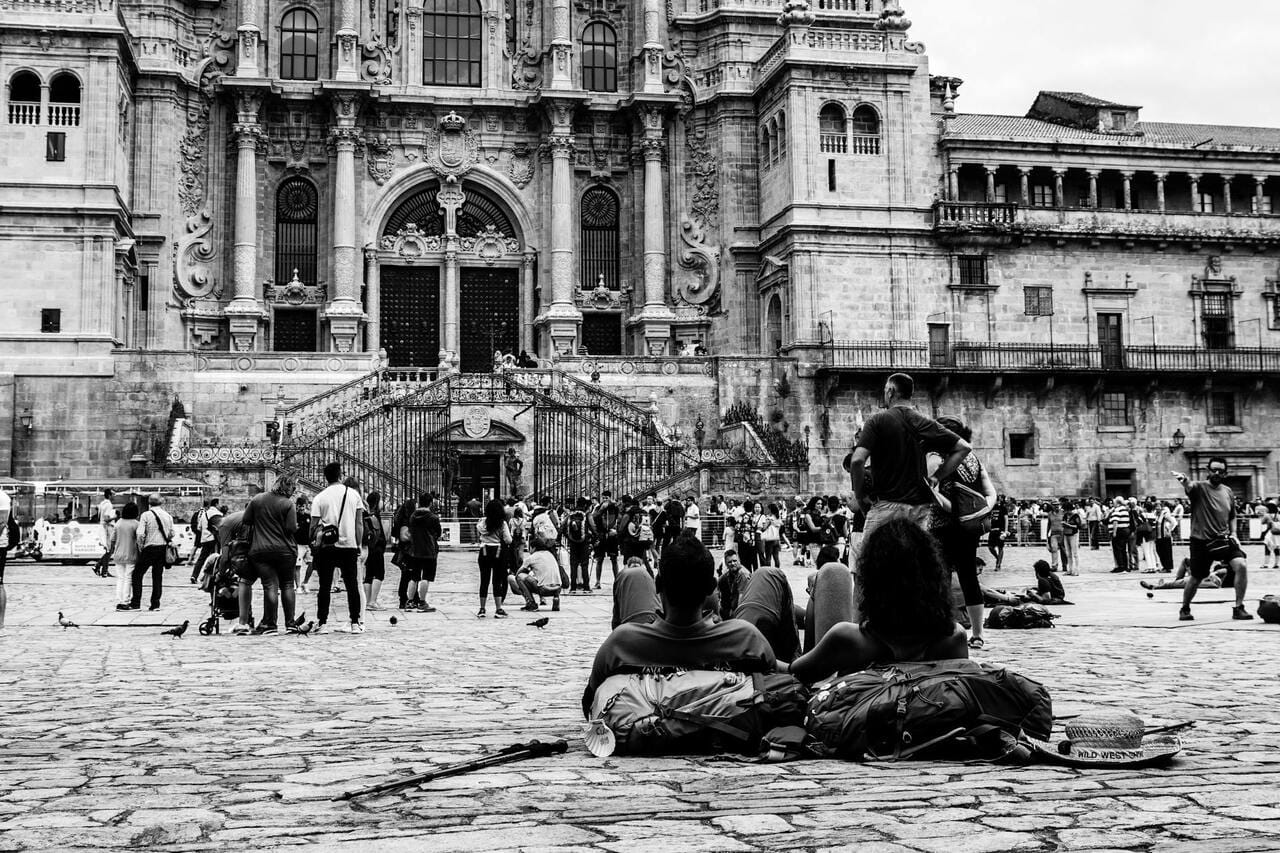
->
xmin=1189 ymin=173 xmax=1201 ymax=210
xmin=334 ymin=0 xmax=360 ymax=81
xmin=324 ymin=95 xmax=365 ymax=352
xmin=946 ymin=166 xmax=959 ymax=201
xmin=1018 ymin=167 xmax=1031 ymax=206
xmin=1255 ymin=176 xmax=1267 ymax=214
xmin=542 ymin=102 xmax=581 ymax=356
xmin=1223 ymin=176 xmax=1233 ymax=214
xmin=548 ymin=0 xmax=573 ymax=89
xmin=225 ymin=91 xmax=265 ymax=351
xmin=235 ymin=0 xmax=261 ymax=77
xmin=1121 ymin=172 xmax=1134 ymax=210
xmin=520 ymin=250 xmax=536 ymax=354
xmin=1053 ymin=168 xmax=1065 ymax=208
xmin=984 ymin=166 xmax=996 ymax=203
xmin=1087 ymin=169 xmax=1100 ymax=209
xmin=1155 ymin=172 xmax=1167 ymax=212
xmin=442 ymin=243 xmax=459 ymax=366
xmin=641 ymin=0 xmax=664 ymax=94
xmin=364 ymin=247 xmax=380 ymax=352
xmin=633 ymin=121 xmax=675 ymax=355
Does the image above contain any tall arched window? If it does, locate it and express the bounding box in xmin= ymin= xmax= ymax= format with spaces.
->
xmin=275 ymin=178 xmax=319 ymax=286
xmin=851 ymin=104 xmax=881 ymax=155
xmin=7 ymin=70 xmax=40 ymax=125
xmin=280 ymin=8 xmax=320 ymax=81
xmin=776 ymin=111 xmax=787 ymax=159
xmin=424 ymin=0 xmax=482 ymax=87
xmin=581 ymin=21 xmax=618 ymax=93
xmin=48 ymin=72 xmax=80 ymax=127
xmin=767 ymin=117 xmax=779 ymax=163
xmin=581 ymin=186 xmax=620 ymax=290
xmin=819 ymin=103 xmax=847 ymax=154
xmin=759 ymin=125 xmax=771 ymax=170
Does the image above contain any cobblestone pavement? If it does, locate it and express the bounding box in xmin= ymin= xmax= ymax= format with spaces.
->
xmin=3 ymin=542 xmax=1280 ymax=852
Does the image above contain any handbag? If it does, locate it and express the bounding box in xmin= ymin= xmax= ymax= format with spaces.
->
xmin=311 ymin=487 xmax=349 ymax=549
xmin=152 ymin=510 xmax=179 ymax=567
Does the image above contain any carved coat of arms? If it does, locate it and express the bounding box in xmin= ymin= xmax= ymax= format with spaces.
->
xmin=426 ymin=111 xmax=479 ymax=178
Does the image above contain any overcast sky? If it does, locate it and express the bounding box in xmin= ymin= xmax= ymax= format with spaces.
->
xmin=908 ymin=0 xmax=1279 ymax=127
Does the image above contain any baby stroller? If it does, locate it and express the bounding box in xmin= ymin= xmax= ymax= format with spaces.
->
xmin=197 ymin=552 xmax=250 ymax=635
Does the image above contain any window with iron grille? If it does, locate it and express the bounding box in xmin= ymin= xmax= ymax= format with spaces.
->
xmin=580 ymin=186 xmax=619 ymax=290
xmin=280 ymin=8 xmax=320 ymax=80
xmin=581 ymin=21 xmax=617 ymax=93
xmin=1100 ymin=392 xmax=1131 ymax=427
xmin=424 ymin=0 xmax=482 ymax=87
xmin=1201 ymin=292 xmax=1233 ymax=349
xmin=958 ymin=256 xmax=987 ymax=286
xmin=275 ymin=179 xmax=318 ymax=287
xmin=1032 ymin=184 xmax=1053 ymax=207
xmin=1209 ymin=392 xmax=1238 ymax=427
xmin=1024 ymin=286 xmax=1053 ymax=316
xmin=1008 ymin=432 xmax=1035 ymax=460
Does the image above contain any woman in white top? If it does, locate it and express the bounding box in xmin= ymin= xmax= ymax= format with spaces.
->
xmin=477 ymin=499 xmax=512 ymax=618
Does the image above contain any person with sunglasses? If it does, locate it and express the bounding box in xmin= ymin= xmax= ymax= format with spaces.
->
xmin=1173 ymin=457 xmax=1251 ymax=622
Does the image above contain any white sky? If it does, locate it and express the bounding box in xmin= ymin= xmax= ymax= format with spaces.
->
xmin=907 ymin=0 xmax=1280 ymax=127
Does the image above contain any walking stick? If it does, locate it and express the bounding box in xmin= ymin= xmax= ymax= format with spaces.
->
xmin=334 ymin=738 xmax=568 ymax=802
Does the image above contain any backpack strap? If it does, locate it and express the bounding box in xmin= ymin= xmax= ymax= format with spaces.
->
xmin=151 ymin=510 xmax=172 ymax=544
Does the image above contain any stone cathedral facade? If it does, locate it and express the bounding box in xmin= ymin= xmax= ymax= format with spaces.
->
xmin=1 ymin=0 xmax=1277 ymax=503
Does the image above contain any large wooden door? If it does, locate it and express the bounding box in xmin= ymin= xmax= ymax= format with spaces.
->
xmin=456 ymin=454 xmax=501 ymax=506
xmin=1097 ymin=313 xmax=1124 ymax=369
xmin=459 ymin=268 xmax=519 ymax=373
xmin=380 ymin=266 xmax=440 ymax=367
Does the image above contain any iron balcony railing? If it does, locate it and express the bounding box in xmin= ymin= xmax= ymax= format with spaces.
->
xmin=823 ymin=341 xmax=1280 ymax=373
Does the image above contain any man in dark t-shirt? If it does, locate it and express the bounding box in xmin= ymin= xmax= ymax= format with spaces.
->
xmin=849 ymin=373 xmax=970 ymax=539
xmin=583 ymin=535 xmax=775 ymax=717
xmin=1174 ymin=458 xmax=1251 ymax=621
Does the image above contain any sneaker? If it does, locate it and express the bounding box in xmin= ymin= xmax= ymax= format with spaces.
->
xmin=333 ymin=623 xmax=352 ymax=633
xmin=1233 ymin=606 xmax=1254 ymax=621
xmin=551 ymin=598 xmax=560 ymax=612
xmin=399 ymin=601 xmax=409 ymax=610
xmin=420 ymin=605 xmax=437 ymax=613
xmin=115 ymin=603 xmax=138 ymax=611
xmin=594 ymin=582 xmax=602 ymax=590
xmin=314 ymin=623 xmax=330 ymax=634
xmin=521 ymin=604 xmax=539 ymax=612
xmin=1178 ymin=608 xmax=1194 ymax=621
xmin=351 ymin=622 xmax=365 ymax=634
xmin=477 ymin=608 xmax=487 ymax=618
xmin=231 ymin=624 xmax=251 ymax=635
xmin=1140 ymin=581 xmax=1156 ymax=590
xmin=148 ymin=605 xmax=161 ymax=612
xmin=367 ymin=602 xmax=383 ymax=611
xmin=494 ymin=608 xmax=508 ymax=619
xmin=252 ymin=624 xmax=278 ymax=636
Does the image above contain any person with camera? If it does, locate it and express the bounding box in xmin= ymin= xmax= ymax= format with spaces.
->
xmin=310 ymin=462 xmax=366 ymax=634
xmin=1174 ymin=458 xmax=1251 ymax=622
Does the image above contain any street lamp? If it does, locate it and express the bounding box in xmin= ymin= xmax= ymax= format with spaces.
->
xmin=18 ymin=409 xmax=33 ymax=433
xmin=1169 ymin=428 xmax=1186 ymax=453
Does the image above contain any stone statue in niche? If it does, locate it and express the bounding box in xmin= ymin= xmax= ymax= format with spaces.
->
xmin=504 ymin=447 xmax=524 ymax=498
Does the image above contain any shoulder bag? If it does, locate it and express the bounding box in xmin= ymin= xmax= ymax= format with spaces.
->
xmin=312 ymin=488 xmax=349 ymax=549
xmin=152 ymin=511 xmax=179 ymax=567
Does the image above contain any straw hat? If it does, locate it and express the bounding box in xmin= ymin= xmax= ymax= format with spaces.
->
xmin=1029 ymin=710 xmax=1183 ymax=768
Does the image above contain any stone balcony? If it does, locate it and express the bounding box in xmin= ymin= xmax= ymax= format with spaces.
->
xmin=935 ymin=201 xmax=1280 ymax=247
xmin=819 ymin=339 xmax=1280 ymax=376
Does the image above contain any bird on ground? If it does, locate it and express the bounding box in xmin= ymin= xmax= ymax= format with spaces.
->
xmin=289 ymin=620 xmax=315 ymax=636
xmin=528 ymin=617 xmax=549 ymax=629
xmin=162 ymin=620 xmax=190 ymax=638
xmin=58 ymin=612 xmax=79 ymax=630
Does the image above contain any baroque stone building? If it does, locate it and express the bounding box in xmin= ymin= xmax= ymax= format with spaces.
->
xmin=0 ymin=0 xmax=1277 ymax=504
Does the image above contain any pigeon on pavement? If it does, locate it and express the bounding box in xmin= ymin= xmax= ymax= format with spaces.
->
xmin=528 ymin=617 xmax=549 ymax=629
xmin=58 ymin=612 xmax=79 ymax=630
xmin=288 ymin=620 xmax=315 ymax=636
xmin=162 ymin=620 xmax=190 ymax=638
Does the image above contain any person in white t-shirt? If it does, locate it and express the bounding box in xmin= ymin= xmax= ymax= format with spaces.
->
xmin=683 ymin=496 xmax=701 ymax=541
xmin=309 ymin=462 xmax=366 ymax=634
xmin=96 ymin=490 xmax=117 ymax=577
xmin=0 ymin=488 xmax=10 ymax=629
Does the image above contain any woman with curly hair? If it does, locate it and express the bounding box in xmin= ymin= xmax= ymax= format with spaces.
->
xmin=778 ymin=518 xmax=967 ymax=684
xmin=476 ymin=498 xmax=512 ymax=619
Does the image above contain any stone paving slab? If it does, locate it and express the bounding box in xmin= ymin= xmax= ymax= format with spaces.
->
xmin=2 ymin=545 xmax=1280 ymax=851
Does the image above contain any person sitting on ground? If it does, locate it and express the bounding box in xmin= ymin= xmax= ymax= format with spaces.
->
xmin=509 ymin=540 xmax=562 ymax=613
xmin=1141 ymin=557 xmax=1230 ymax=590
xmin=715 ymin=549 xmax=751 ymax=622
xmin=776 ymin=519 xmax=968 ymax=684
xmin=982 ymin=585 xmax=1030 ymax=607
xmin=611 ymin=555 xmax=660 ymax=629
xmin=1025 ymin=559 xmax=1070 ymax=605
xmin=584 ymin=534 xmax=775 ymax=716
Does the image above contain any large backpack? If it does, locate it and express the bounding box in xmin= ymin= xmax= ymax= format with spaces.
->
xmin=985 ymin=603 xmax=1058 ymax=630
xmin=736 ymin=516 xmax=756 ymax=547
xmin=566 ymin=511 xmax=588 ymax=544
xmin=589 ymin=670 xmax=809 ymax=756
xmin=805 ymin=659 xmax=1052 ymax=762
xmin=637 ymin=511 xmax=654 ymax=542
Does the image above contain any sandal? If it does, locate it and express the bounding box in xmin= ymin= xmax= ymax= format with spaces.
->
xmin=968 ymin=636 xmax=986 ymax=650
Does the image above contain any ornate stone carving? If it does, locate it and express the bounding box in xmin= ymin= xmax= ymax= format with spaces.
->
xmin=181 ymin=297 xmax=224 ymax=349
xmin=459 ymin=225 xmax=521 ymax=265
xmin=360 ymin=37 xmax=393 ymax=84
xmin=508 ymin=144 xmax=534 ymax=188
xmin=174 ymin=209 xmax=220 ymax=301
xmin=177 ymin=22 xmax=233 ymax=218
xmin=675 ymin=118 xmax=721 ymax=311
xmin=379 ymin=224 xmax=442 ymax=260
xmin=422 ymin=111 xmax=479 ymax=179
xmin=577 ymin=275 xmax=628 ymax=310
xmin=877 ymin=0 xmax=912 ymax=31
xmin=777 ymin=0 xmax=816 ymax=27
xmin=267 ymin=271 xmax=327 ymax=306
xmin=367 ymin=133 xmax=394 ymax=184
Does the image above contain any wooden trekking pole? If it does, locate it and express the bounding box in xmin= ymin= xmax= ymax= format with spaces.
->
xmin=335 ymin=739 xmax=568 ymax=802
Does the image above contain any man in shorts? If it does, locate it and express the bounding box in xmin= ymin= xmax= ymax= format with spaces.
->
xmin=1174 ymin=457 xmax=1251 ymax=621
